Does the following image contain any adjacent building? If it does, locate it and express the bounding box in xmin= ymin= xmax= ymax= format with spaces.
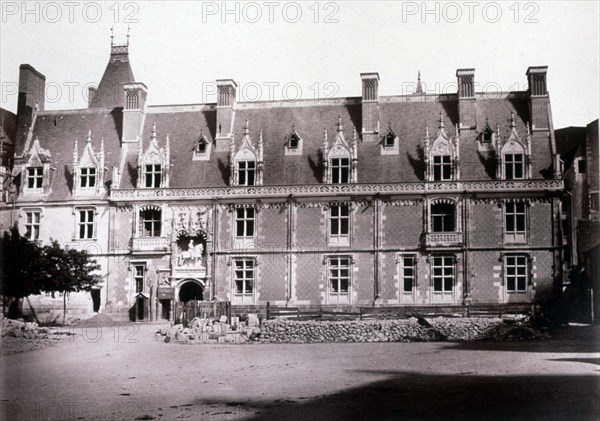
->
xmin=0 ymin=38 xmax=565 ymax=320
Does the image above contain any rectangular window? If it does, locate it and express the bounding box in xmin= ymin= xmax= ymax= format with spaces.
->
xmin=140 ymin=209 xmax=161 ymax=237
xmin=24 ymin=211 xmax=40 ymax=240
xmin=78 ymin=209 xmax=94 ymax=239
xmin=196 ymin=141 xmax=207 ymax=154
xmin=235 ymin=208 xmax=255 ymax=237
xmin=432 ymin=256 xmax=454 ymax=292
xmin=505 ymin=201 xmax=526 ymax=243
xmin=505 ymin=255 xmax=527 ymax=292
xmin=133 ymin=265 xmax=145 ymax=293
xmin=330 ymin=206 xmax=350 ymax=238
xmin=401 ymin=256 xmax=416 ymax=292
xmin=329 ymin=257 xmax=350 ymax=297
xmin=238 ymin=161 xmax=256 ymax=186
xmin=27 ymin=167 xmax=43 ymax=189
xmin=80 ymin=167 xmax=96 ymax=188
xmin=331 ymin=158 xmax=350 ymax=184
xmin=433 ymin=155 xmax=452 ymax=181
xmin=504 ymin=154 xmax=524 ymax=180
xmin=145 ymin=164 xmax=161 ymax=188
xmin=431 ymin=203 xmax=455 ymax=232
xmin=234 ymin=259 xmax=254 ymax=295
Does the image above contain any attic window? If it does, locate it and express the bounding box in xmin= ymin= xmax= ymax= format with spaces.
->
xmin=482 ymin=130 xmax=492 ymax=143
xmin=384 ymin=132 xmax=395 ymax=147
xmin=289 ymin=133 xmax=299 ymax=150
xmin=27 ymin=167 xmax=43 ymax=189
xmin=196 ymin=140 xmax=207 ymax=154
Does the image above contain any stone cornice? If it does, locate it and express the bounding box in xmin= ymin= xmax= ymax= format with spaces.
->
xmin=109 ymin=179 xmax=564 ymax=202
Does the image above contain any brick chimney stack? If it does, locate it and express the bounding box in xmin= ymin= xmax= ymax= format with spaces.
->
xmin=215 ymin=79 xmax=238 ymax=151
xmin=361 ymin=72 xmax=380 ymax=142
xmin=526 ymin=66 xmax=549 ymax=130
xmin=456 ymin=68 xmax=476 ymax=131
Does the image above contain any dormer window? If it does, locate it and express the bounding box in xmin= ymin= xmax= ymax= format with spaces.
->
xmin=80 ymin=167 xmax=96 ymax=188
xmin=504 ymin=153 xmax=524 ymax=180
xmin=384 ymin=131 xmax=395 ymax=148
xmin=482 ymin=129 xmax=493 ymax=143
xmin=323 ymin=117 xmax=358 ymax=183
xmin=137 ymin=123 xmax=170 ymax=189
xmin=289 ymin=133 xmax=299 ymax=150
xmin=425 ymin=113 xmax=459 ymax=182
xmin=433 ymin=155 xmax=452 ymax=181
xmin=27 ymin=167 xmax=43 ymax=189
xmin=145 ymin=164 xmax=162 ymax=188
xmin=331 ymin=158 xmax=350 ymax=184
xmin=238 ymin=160 xmax=256 ymax=186
xmin=196 ymin=141 xmax=207 ymax=154
xmin=230 ymin=121 xmax=264 ymax=186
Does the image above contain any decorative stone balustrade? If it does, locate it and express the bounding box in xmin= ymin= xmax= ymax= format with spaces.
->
xmin=425 ymin=232 xmax=464 ymax=247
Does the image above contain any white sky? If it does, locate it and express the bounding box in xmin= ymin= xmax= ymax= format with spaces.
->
xmin=1 ymin=0 xmax=598 ymax=128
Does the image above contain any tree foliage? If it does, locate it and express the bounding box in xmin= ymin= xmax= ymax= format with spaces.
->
xmin=1 ymin=228 xmax=102 ymax=322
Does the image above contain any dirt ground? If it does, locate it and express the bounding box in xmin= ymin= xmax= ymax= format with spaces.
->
xmin=1 ymin=323 xmax=599 ymax=421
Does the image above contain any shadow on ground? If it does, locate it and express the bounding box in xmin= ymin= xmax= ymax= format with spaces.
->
xmin=197 ymin=370 xmax=600 ymax=421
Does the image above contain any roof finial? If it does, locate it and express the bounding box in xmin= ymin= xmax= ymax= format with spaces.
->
xmin=127 ymin=26 xmax=130 ymax=46
xmin=110 ymin=26 xmax=114 ymax=46
xmin=86 ymin=130 xmax=92 ymax=143
xmin=415 ymin=70 xmax=423 ymax=95
xmin=73 ymin=139 xmax=78 ymax=163
xmin=438 ymin=112 xmax=444 ymax=129
xmin=510 ymin=111 xmax=516 ymax=128
xmin=425 ymin=125 xmax=430 ymax=140
xmin=526 ymin=121 xmax=531 ymax=134
xmin=244 ymin=119 xmax=249 ymax=136
xmin=151 ymin=122 xmax=157 ymax=143
xmin=337 ymin=115 xmax=343 ymax=132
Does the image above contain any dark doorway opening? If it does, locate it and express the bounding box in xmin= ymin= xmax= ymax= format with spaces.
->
xmin=91 ymin=289 xmax=101 ymax=312
xmin=179 ymin=281 xmax=204 ymax=302
xmin=159 ymin=299 xmax=171 ymax=320
xmin=136 ymin=295 xmax=146 ymax=320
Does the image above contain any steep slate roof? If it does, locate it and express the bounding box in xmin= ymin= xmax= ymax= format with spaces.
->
xmin=89 ymin=47 xmax=135 ymax=109
xmin=22 ymin=88 xmax=553 ymax=200
xmin=25 ymin=108 xmax=122 ymax=200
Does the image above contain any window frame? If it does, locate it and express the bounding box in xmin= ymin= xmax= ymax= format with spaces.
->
xmin=27 ymin=167 xmax=43 ymax=190
xmin=79 ymin=167 xmax=97 ymax=189
xmin=232 ymin=257 xmax=256 ymax=304
xmin=237 ymin=160 xmax=256 ymax=186
xmin=504 ymin=254 xmax=528 ymax=293
xmin=430 ymin=202 xmax=456 ymax=233
xmin=144 ymin=164 xmax=162 ymax=188
xmin=235 ymin=207 xmax=255 ymax=239
xmin=431 ymin=255 xmax=455 ymax=294
xmin=504 ymin=201 xmax=527 ymax=244
xmin=327 ymin=256 xmax=352 ymax=304
xmin=503 ymin=152 xmax=525 ymax=180
xmin=24 ymin=210 xmax=41 ymax=241
xmin=328 ymin=205 xmax=350 ymax=246
xmin=399 ymin=254 xmax=417 ymax=294
xmin=76 ymin=208 xmax=96 ymax=240
xmin=132 ymin=263 xmax=145 ymax=294
xmin=432 ymin=155 xmax=453 ymax=181
xmin=330 ymin=157 xmax=351 ymax=184
xmin=139 ymin=208 xmax=162 ymax=238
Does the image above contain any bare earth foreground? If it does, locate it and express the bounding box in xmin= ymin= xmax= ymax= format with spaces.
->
xmin=1 ymin=323 xmax=599 ymax=421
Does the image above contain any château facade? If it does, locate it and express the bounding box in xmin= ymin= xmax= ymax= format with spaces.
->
xmin=0 ymin=38 xmax=564 ymax=320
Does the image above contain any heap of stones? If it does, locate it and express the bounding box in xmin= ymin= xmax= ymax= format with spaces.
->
xmin=159 ymin=314 xmax=261 ymax=344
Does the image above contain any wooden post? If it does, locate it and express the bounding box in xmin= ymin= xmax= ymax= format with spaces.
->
xmin=266 ymin=301 xmax=270 ymax=320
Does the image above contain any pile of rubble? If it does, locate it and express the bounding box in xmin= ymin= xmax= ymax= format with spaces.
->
xmin=1 ymin=318 xmax=76 ymax=354
xmin=255 ymin=317 xmax=544 ymax=344
xmin=158 ymin=314 xmax=261 ymax=344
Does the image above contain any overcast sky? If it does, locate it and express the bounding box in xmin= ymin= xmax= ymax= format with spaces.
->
xmin=1 ymin=1 xmax=598 ymax=128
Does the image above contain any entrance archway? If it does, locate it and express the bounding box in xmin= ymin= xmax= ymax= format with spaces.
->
xmin=178 ymin=280 xmax=204 ymax=302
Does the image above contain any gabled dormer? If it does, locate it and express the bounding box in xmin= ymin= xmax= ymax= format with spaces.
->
xmin=496 ymin=112 xmax=532 ymax=180
xmin=322 ymin=116 xmax=358 ymax=184
xmin=424 ymin=113 xmax=460 ymax=181
xmin=229 ymin=120 xmax=263 ymax=186
xmin=478 ymin=117 xmax=495 ymax=144
xmin=284 ymin=125 xmax=303 ymax=156
xmin=137 ymin=123 xmax=170 ymax=188
xmin=193 ymin=131 xmax=212 ymax=161
xmin=20 ymin=137 xmax=53 ymax=196
xmin=380 ymin=123 xmax=399 ymax=155
xmin=73 ymin=130 xmax=105 ymax=196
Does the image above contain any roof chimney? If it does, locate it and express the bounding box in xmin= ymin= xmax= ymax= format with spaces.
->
xmin=361 ymin=72 xmax=379 ymax=142
xmin=526 ymin=66 xmax=549 ymax=130
xmin=122 ymin=82 xmax=147 ymax=143
xmin=215 ymin=79 xmax=238 ymax=151
xmin=456 ymin=68 xmax=476 ymax=131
